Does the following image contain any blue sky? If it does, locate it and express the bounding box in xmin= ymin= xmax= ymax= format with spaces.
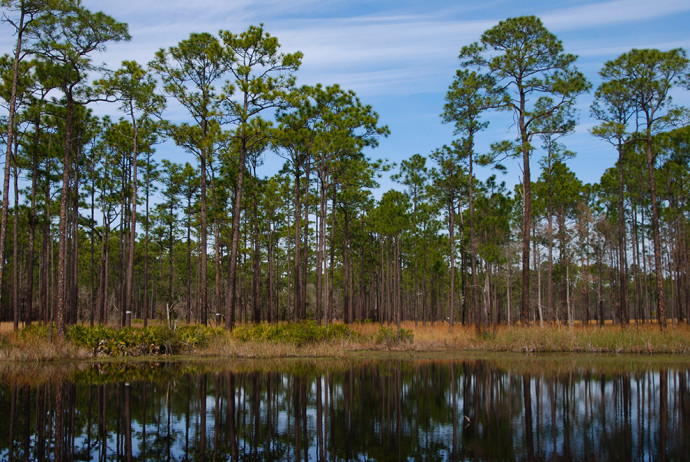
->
xmin=5 ymin=0 xmax=690 ymax=195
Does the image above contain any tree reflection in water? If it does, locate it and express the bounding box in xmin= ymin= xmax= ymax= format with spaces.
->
xmin=0 ymin=359 xmax=688 ymax=460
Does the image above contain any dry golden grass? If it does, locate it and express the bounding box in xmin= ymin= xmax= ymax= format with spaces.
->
xmin=1 ymin=320 xmax=689 ymax=361
xmin=0 ymin=331 xmax=91 ymax=361
xmin=190 ymin=321 xmax=688 ymax=357
xmin=346 ymin=321 xmax=690 ymax=354
xmin=0 ymin=321 xmax=22 ymax=334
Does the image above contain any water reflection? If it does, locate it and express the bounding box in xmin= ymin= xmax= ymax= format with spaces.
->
xmin=0 ymin=358 xmax=688 ymax=461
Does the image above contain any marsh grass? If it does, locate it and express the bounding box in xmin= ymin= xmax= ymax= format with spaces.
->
xmin=0 ymin=324 xmax=90 ymax=361
xmin=351 ymin=321 xmax=690 ymax=354
xmin=0 ymin=320 xmax=688 ymax=360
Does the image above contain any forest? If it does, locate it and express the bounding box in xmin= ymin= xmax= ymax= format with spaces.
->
xmin=1 ymin=0 xmax=689 ymax=337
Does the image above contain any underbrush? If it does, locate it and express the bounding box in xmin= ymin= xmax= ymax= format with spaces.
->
xmin=374 ymin=325 xmax=414 ymax=347
xmin=231 ymin=321 xmax=359 ymax=346
xmin=477 ymin=324 xmax=690 ymax=354
xmin=0 ymin=320 xmax=688 ymax=360
xmin=67 ymin=324 xmax=224 ymax=356
xmin=0 ymin=323 xmax=224 ymax=359
xmin=0 ymin=324 xmax=89 ymax=361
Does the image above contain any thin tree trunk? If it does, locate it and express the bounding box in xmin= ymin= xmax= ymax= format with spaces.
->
xmin=56 ymin=95 xmax=76 ymax=337
xmin=12 ymin=141 xmax=20 ymax=330
xmin=125 ymin=115 xmax=139 ymax=328
xmin=616 ymin=145 xmax=629 ymax=325
xmin=520 ymin=96 xmax=532 ymax=325
xmin=143 ymin=151 xmax=151 ymax=327
xmin=316 ymin=173 xmax=327 ymax=324
xmin=118 ymin=179 xmax=127 ymax=328
xmin=26 ymin=116 xmax=41 ymax=326
xmin=536 ymin=234 xmax=543 ymax=327
xmin=293 ymin=165 xmax=302 ymax=322
xmin=186 ymin=195 xmax=192 ymax=324
xmin=251 ymin=173 xmax=260 ymax=324
xmin=302 ymin=159 xmax=310 ymax=320
xmin=646 ymin=132 xmax=666 ymax=329
xmin=468 ymin=151 xmax=480 ymax=332
xmin=70 ymin=160 xmax=80 ymax=324
xmin=227 ymin=137 xmax=247 ymax=329
xmin=507 ymin=257 xmax=512 ymax=326
xmin=396 ymin=237 xmax=401 ymax=338
xmin=210 ymin=165 xmax=221 ymax=326
xmin=327 ymin=189 xmax=336 ymax=325
xmin=199 ymin=150 xmax=208 ymax=326
xmin=168 ymin=203 xmax=174 ymax=307
xmin=449 ymin=196 xmax=456 ymax=328
xmin=547 ymin=192 xmax=554 ymax=324
xmin=89 ymin=152 xmax=96 ymax=326
xmin=0 ymin=7 xmax=28 ymax=310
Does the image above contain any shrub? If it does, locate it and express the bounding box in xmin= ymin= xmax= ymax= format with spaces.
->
xmin=66 ymin=324 xmax=224 ymax=357
xmin=375 ymin=325 xmax=414 ymax=346
xmin=233 ymin=321 xmax=358 ymax=346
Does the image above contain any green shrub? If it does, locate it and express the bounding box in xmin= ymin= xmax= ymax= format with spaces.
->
xmin=19 ymin=323 xmax=52 ymax=339
xmin=176 ymin=325 xmax=224 ymax=348
xmin=375 ymin=325 xmax=414 ymax=346
xmin=65 ymin=324 xmax=223 ymax=357
xmin=233 ymin=321 xmax=358 ymax=346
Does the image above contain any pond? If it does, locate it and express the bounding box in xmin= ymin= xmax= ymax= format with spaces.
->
xmin=0 ymin=355 xmax=688 ymax=461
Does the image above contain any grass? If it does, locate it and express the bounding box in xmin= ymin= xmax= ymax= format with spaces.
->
xmin=0 ymin=320 xmax=689 ymax=361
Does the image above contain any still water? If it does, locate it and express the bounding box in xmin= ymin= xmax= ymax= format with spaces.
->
xmin=0 ymin=356 xmax=688 ymax=461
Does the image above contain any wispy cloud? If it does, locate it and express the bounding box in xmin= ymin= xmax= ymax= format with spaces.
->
xmin=572 ymin=40 xmax=690 ymax=58
xmin=541 ymin=0 xmax=690 ymax=30
xmin=2 ymin=0 xmax=688 ymax=186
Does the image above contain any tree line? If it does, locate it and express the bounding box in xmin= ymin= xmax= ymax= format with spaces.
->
xmin=1 ymin=1 xmax=689 ymax=335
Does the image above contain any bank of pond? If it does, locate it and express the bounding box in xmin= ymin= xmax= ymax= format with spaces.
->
xmin=1 ymin=321 xmax=689 ymax=360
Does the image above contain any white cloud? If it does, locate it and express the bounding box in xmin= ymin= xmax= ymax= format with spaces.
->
xmin=541 ymin=0 xmax=690 ymax=31
xmin=572 ymin=40 xmax=690 ymax=58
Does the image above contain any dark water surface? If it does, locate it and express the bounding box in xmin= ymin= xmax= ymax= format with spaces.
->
xmin=0 ymin=356 xmax=688 ymax=461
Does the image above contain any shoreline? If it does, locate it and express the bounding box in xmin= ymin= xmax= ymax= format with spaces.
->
xmin=1 ymin=321 xmax=689 ymax=361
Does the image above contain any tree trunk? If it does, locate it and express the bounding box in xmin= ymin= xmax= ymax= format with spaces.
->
xmin=168 ymin=203 xmax=174 ymax=307
xmin=468 ymin=151 xmax=480 ymax=333
xmin=56 ymin=95 xmax=75 ymax=337
xmin=251 ymin=173 xmax=260 ymax=324
xmin=396 ymin=237 xmax=401 ymax=338
xmin=327 ymin=189 xmax=336 ymax=325
xmin=519 ymin=94 xmax=532 ymax=325
xmin=186 ymin=195 xmax=192 ymax=324
xmin=70 ymin=160 xmax=80 ymax=324
xmin=536 ymin=233 xmax=543 ymax=327
xmin=89 ymin=149 xmax=96 ymax=326
xmin=293 ymin=165 xmax=302 ymax=322
xmin=125 ymin=115 xmax=139 ymax=328
xmin=646 ymin=132 xmax=666 ymax=329
xmin=316 ymin=172 xmax=328 ymax=324
xmin=40 ymin=156 xmax=51 ymax=325
xmin=118 ymin=182 xmax=127 ymax=327
xmin=199 ymin=149 xmax=208 ymax=326
xmin=547 ymin=180 xmax=554 ymax=324
xmin=226 ymin=136 xmax=247 ymax=329
xmin=210 ymin=166 xmax=221 ymax=325
xmin=12 ymin=141 xmax=20 ymax=330
xmin=616 ymin=145 xmax=629 ymax=325
xmin=143 ymin=151 xmax=151 ymax=327
xmin=449 ymin=195 xmax=456 ymax=328
xmin=0 ymin=8 xmax=27 ymax=312
xmin=26 ymin=116 xmax=41 ymax=326
xmin=302 ymin=159 xmax=311 ymax=320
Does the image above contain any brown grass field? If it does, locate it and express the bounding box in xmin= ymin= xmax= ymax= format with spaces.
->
xmin=1 ymin=320 xmax=689 ymax=361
